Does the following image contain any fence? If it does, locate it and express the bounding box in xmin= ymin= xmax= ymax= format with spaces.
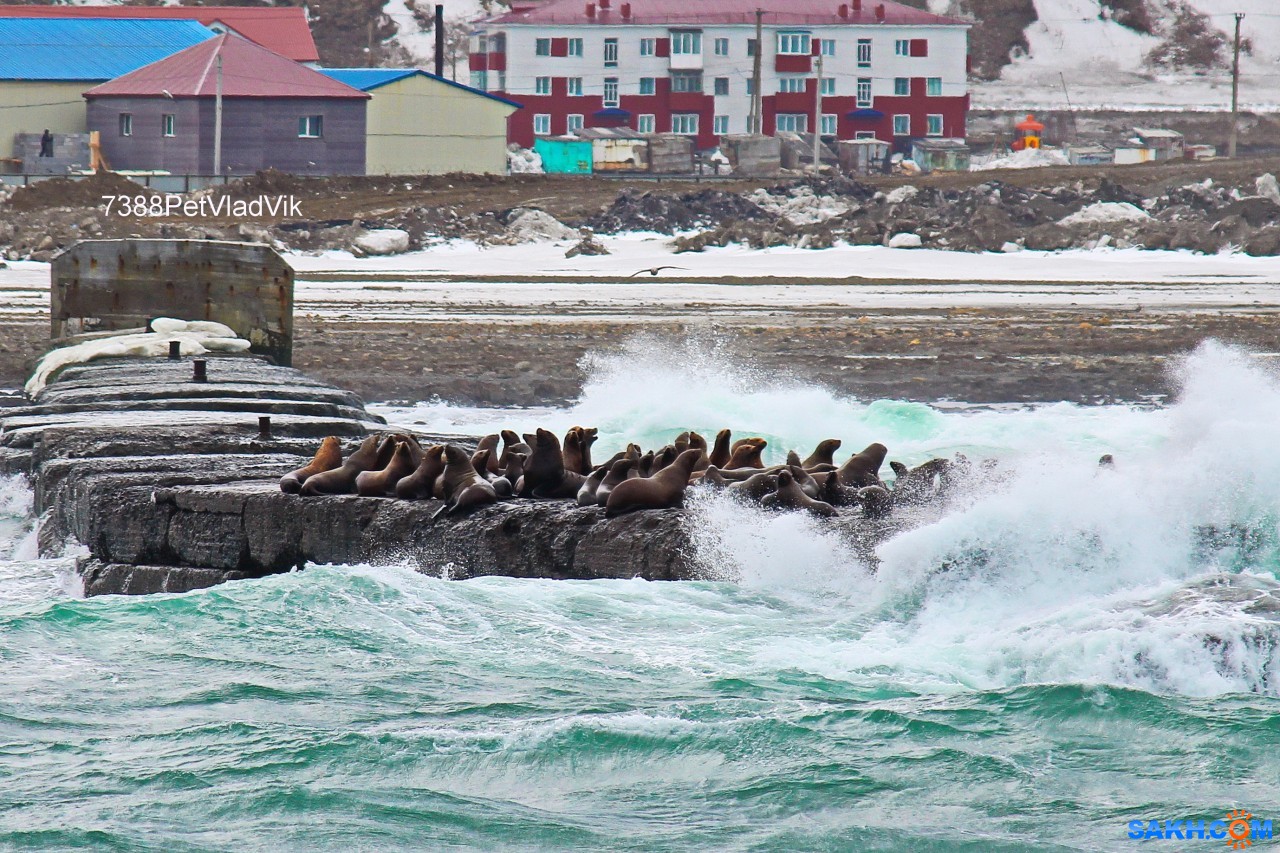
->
xmin=0 ymin=173 xmax=238 ymax=193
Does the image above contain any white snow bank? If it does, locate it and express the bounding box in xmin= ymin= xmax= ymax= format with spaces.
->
xmin=508 ymin=147 xmax=544 ymax=175
xmin=1058 ymin=202 xmax=1151 ymax=227
xmin=884 ymin=185 xmax=919 ymax=205
xmin=354 ymin=229 xmax=411 ymax=256
xmin=748 ymin=186 xmax=850 ymax=225
xmin=502 ymin=209 xmax=577 ymax=243
xmin=971 ymin=147 xmax=1071 ymax=171
xmin=888 ymin=232 xmax=923 ymax=249
xmin=26 ymin=319 xmax=250 ymax=397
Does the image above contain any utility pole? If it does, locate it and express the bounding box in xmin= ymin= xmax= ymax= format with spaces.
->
xmin=1229 ymin=12 xmax=1244 ymax=158
xmin=213 ymin=53 xmax=223 ymax=177
xmin=751 ymin=9 xmax=764 ymax=134
xmin=813 ymin=53 xmax=824 ymax=171
xmin=1058 ymin=72 xmax=1077 ymax=143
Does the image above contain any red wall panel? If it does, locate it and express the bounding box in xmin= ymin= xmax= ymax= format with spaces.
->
xmin=775 ymin=54 xmax=812 ymax=73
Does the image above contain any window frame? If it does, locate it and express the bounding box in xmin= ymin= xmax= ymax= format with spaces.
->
xmin=820 ymin=113 xmax=837 ymax=135
xmin=671 ymin=112 xmax=700 ymax=135
xmin=640 ymin=37 xmax=656 ymax=56
xmin=821 ymin=38 xmax=836 ymax=56
xmin=821 ymin=77 xmax=836 ymax=96
xmin=856 ymin=78 xmax=872 ymax=107
xmin=670 ymin=30 xmax=702 ymax=55
xmin=926 ymin=77 xmax=943 ymax=97
xmin=714 ymin=37 xmax=729 ymax=56
xmin=775 ymin=113 xmax=808 ymax=133
xmin=603 ymin=77 xmax=619 ymax=107
xmin=855 ymin=130 xmax=877 ymax=140
xmin=535 ymin=76 xmax=551 ymax=95
xmin=714 ymin=77 xmax=729 ymax=96
xmin=639 ymin=76 xmax=656 ymax=95
xmin=567 ymin=77 xmax=583 ymax=96
xmin=567 ymin=113 xmax=584 ymax=133
xmin=857 ymin=38 xmax=871 ymax=66
xmin=895 ymin=39 xmax=910 ymax=56
xmin=567 ymin=38 xmax=583 ymax=56
xmin=161 ymin=113 xmax=175 ymax=137
xmin=670 ymin=70 xmax=703 ymax=93
xmin=298 ymin=115 xmax=323 ymax=138
xmin=637 ymin=114 xmax=656 ymax=134
xmin=118 ymin=113 xmax=132 ymax=137
xmin=604 ymin=37 xmax=618 ymax=66
xmin=926 ymin=114 xmax=944 ymax=136
xmin=777 ymin=31 xmax=811 ymax=55
xmin=778 ymin=76 xmax=807 ymax=94
xmin=892 ymin=113 xmax=911 ymax=136
xmin=713 ymin=114 xmax=729 ymax=135
xmin=894 ymin=77 xmax=909 ymax=96
xmin=536 ymin=37 xmax=552 ymax=56
xmin=533 ymin=113 xmax=551 ymax=135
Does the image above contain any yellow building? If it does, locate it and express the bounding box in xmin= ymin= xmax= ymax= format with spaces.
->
xmin=319 ymin=69 xmax=521 ymax=175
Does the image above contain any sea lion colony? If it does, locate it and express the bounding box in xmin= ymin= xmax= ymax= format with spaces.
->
xmin=280 ymin=427 xmax=974 ymax=520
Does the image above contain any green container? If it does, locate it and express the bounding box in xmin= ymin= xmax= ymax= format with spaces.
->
xmin=534 ymin=138 xmax=593 ymax=174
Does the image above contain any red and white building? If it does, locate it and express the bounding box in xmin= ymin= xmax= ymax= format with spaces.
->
xmin=470 ymin=0 xmax=970 ymax=150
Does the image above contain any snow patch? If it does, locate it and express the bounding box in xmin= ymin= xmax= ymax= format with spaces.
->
xmin=888 ymin=232 xmax=924 ymax=249
xmin=884 ymin=185 xmax=919 ymax=205
xmin=1059 ymin=202 xmax=1151 ymax=227
xmin=508 ymin=146 xmax=544 ymax=175
xmin=1256 ymin=174 xmax=1280 ymax=206
xmin=747 ymin=186 xmax=851 ymax=225
xmin=354 ymin=229 xmax=411 ymax=255
xmin=971 ymin=147 xmax=1070 ymax=171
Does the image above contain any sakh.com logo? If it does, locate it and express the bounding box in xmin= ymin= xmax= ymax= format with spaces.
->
xmin=1129 ymin=811 xmax=1273 ymax=847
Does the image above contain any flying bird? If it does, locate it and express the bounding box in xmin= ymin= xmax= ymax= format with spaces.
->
xmin=628 ymin=266 xmax=690 ymax=277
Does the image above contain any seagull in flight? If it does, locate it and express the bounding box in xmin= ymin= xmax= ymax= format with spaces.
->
xmin=628 ymin=266 xmax=690 ymax=277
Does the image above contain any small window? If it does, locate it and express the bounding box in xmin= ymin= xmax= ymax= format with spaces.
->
xmin=567 ymin=114 xmax=584 ymax=133
xmin=671 ymin=30 xmax=701 ymax=55
xmin=895 ymin=39 xmax=910 ymax=56
xmin=821 ymin=78 xmax=835 ymax=96
xmin=894 ymin=77 xmax=909 ymax=96
xmin=747 ymin=38 xmax=757 ymax=57
xmin=713 ymin=114 xmax=728 ymax=135
xmin=161 ymin=114 xmax=175 ymax=137
xmin=476 ymin=35 xmax=488 ymax=53
xmin=640 ymin=37 xmax=656 ymax=56
xmin=927 ymin=114 xmax=943 ymax=136
xmin=535 ymin=76 xmax=551 ymax=95
xmin=118 ymin=113 xmax=132 ymax=137
xmin=536 ymin=37 xmax=552 ymax=56
xmin=671 ymin=71 xmax=702 ymax=93
xmin=777 ymin=32 xmax=810 ymax=55
xmin=639 ymin=77 xmax=656 ymax=95
xmin=298 ymin=115 xmax=322 ymax=138
xmin=857 ymin=38 xmax=871 ymax=66
xmin=568 ymin=38 xmax=583 ymax=56
xmin=567 ymin=77 xmax=583 ymax=96
xmin=821 ymin=39 xmax=836 ymax=56
xmin=714 ymin=37 xmax=729 ymax=56
xmin=470 ymin=71 xmax=487 ymax=90
xmin=746 ymin=79 xmax=755 ymax=96
xmin=855 ymin=130 xmax=876 ymax=139
xmin=604 ymin=38 xmax=618 ymax=66
xmin=820 ymin=113 xmax=837 ymax=135
xmin=776 ymin=114 xmax=807 ymax=133
xmin=893 ymin=114 xmax=910 ymax=135
xmin=714 ymin=77 xmax=729 ymax=96
xmin=926 ymin=77 xmax=942 ymax=96
xmin=637 ymin=114 xmax=655 ymax=134
xmin=778 ymin=77 xmax=807 ymax=94
xmin=533 ymin=114 xmax=551 ymax=135
xmin=603 ymin=77 xmax=619 ymax=107
xmin=495 ymin=71 xmax=506 ymax=91
xmin=671 ymin=113 xmax=699 ymax=135
xmin=856 ymin=78 xmax=871 ymax=106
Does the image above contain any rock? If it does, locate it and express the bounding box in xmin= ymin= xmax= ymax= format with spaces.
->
xmin=1256 ymin=173 xmax=1280 ymax=205
xmin=503 ymin=208 xmax=576 ymax=243
xmin=36 ymin=235 xmax=54 ymax=251
xmin=1242 ymin=226 xmax=1280 ymax=257
xmin=888 ymin=232 xmax=923 ymax=249
xmin=1000 ymin=241 xmax=1022 ymax=253
xmin=564 ymin=230 xmax=610 ymax=258
xmin=353 ymin=228 xmax=411 ymax=255
xmin=884 ymin=185 xmax=918 ymax=205
xmin=1213 ymin=197 xmax=1280 ymax=228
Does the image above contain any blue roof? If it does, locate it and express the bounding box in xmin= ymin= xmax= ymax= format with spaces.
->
xmin=318 ymin=67 xmax=522 ymax=109
xmin=0 ymin=18 xmax=215 ymax=81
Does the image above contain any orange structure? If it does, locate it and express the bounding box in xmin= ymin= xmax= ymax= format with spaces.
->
xmin=1011 ymin=114 xmax=1045 ymax=151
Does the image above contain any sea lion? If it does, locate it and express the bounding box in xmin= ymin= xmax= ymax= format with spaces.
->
xmin=694 ymin=465 xmax=730 ymax=489
xmin=395 ymin=444 xmax=445 ymax=500
xmin=595 ymin=457 xmax=638 ymax=506
xmin=762 ymin=469 xmax=838 ymax=517
xmin=708 ymin=429 xmax=732 ymax=469
xmin=837 ymin=442 xmax=888 ymax=488
xmin=576 ymin=427 xmax=598 ymax=474
xmin=497 ymin=430 xmax=532 ymax=470
xmin=651 ymin=445 xmax=678 ymax=473
xmin=728 ymin=470 xmax=780 ymax=502
xmin=476 ymin=434 xmax=501 ymax=475
xmin=563 ymin=427 xmax=588 ymax=476
xmin=301 ymin=434 xmax=395 ymax=495
xmin=355 ymin=440 xmax=417 ymax=497
xmin=674 ymin=432 xmax=690 ymax=453
xmin=636 ymin=450 xmax=656 ymax=478
xmin=433 ymin=444 xmax=498 ymax=519
xmin=788 ymin=464 xmax=823 ymax=499
xmin=802 ymin=439 xmax=842 ymax=469
xmin=818 ymin=471 xmax=860 ymax=507
xmin=472 ymin=448 xmax=497 ymax=478
xmin=279 ymin=436 xmax=342 ymax=493
xmin=786 ymin=450 xmax=803 ymax=467
xmin=521 ymin=428 xmax=567 ymax=497
xmin=606 ymin=449 xmax=701 ymax=517
xmin=891 ymin=458 xmax=950 ymax=506
xmin=726 ymin=438 xmax=767 ymax=469
xmin=576 ymin=465 xmax=609 ymax=507
xmin=857 ymin=485 xmax=893 ymax=519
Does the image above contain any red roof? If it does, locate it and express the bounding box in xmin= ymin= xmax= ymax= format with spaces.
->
xmin=0 ymin=5 xmax=319 ymax=62
xmin=84 ymin=34 xmax=367 ymax=99
xmin=485 ymin=0 xmax=966 ymax=27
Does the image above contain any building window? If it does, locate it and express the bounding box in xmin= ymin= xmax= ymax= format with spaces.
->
xmin=821 ymin=77 xmax=835 ymax=96
xmin=604 ymin=38 xmax=618 ymax=66
xmin=927 ymin=114 xmax=944 ymax=136
xmin=604 ymin=77 xmax=619 ymax=107
xmin=821 ymin=113 xmax=837 ymax=135
xmin=534 ymin=114 xmax=551 ymax=135
xmin=778 ymin=76 xmax=806 ymax=94
xmin=857 ymin=38 xmax=871 ymax=66
xmin=714 ymin=37 xmax=729 ymax=56
xmin=714 ymin=114 xmax=728 ymax=134
xmin=118 ymin=113 xmax=132 ymax=136
xmin=567 ymin=77 xmax=583 ymax=96
xmin=747 ymin=38 xmax=757 ymax=56
xmin=535 ymin=76 xmax=551 ymax=95
xmin=671 ymin=30 xmax=701 ymax=55
xmin=161 ymin=114 xmax=175 ymax=137
xmin=491 ymin=34 xmax=505 ymax=52
xmin=567 ymin=114 xmax=584 ymax=133
xmin=894 ymin=77 xmax=909 ymax=96
xmin=298 ymin=115 xmax=322 ymax=138
xmin=495 ymin=71 xmax=506 ymax=91
xmin=895 ymin=39 xmax=910 ymax=56
xmin=536 ymin=37 xmax=551 ymax=56
xmin=714 ymin=77 xmax=729 ymax=96
xmin=855 ymin=130 xmax=876 ymax=139
xmin=671 ymin=113 xmax=699 ymax=135
xmin=638 ymin=114 xmax=655 ymax=133
xmin=640 ymin=37 xmax=656 ymax=56
xmin=927 ymin=77 xmax=942 ymax=96
xmin=821 ymin=39 xmax=836 ymax=56
xmin=746 ymin=79 xmax=754 ymax=96
xmin=671 ymin=70 xmax=703 ymax=93
xmin=470 ymin=71 xmax=487 ymax=90
xmin=856 ymin=78 xmax=871 ymax=106
xmin=777 ymin=32 xmax=810 ymax=55
xmin=893 ymin=114 xmax=910 ymax=135
xmin=568 ymin=38 xmax=583 ymax=56
xmin=639 ymin=76 xmax=656 ymax=95
xmin=776 ymin=113 xmax=807 ymax=133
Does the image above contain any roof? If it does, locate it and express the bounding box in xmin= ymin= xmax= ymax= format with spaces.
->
xmin=1134 ymin=128 xmax=1184 ymax=138
xmin=318 ymin=67 xmax=523 ymax=108
xmin=85 ymin=33 xmax=367 ymax=100
xmin=0 ymin=18 xmax=214 ymax=81
xmin=484 ymin=0 xmax=966 ymax=27
xmin=0 ymin=5 xmax=318 ymax=62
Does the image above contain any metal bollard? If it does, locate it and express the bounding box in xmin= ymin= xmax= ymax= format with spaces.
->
xmin=192 ymin=359 xmax=208 ymax=383
xmin=258 ymin=416 xmax=272 ymax=439
xmin=168 ymin=340 xmax=181 ymax=360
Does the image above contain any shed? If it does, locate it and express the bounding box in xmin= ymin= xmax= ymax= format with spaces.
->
xmin=533 ymin=137 xmax=593 ymax=174
xmin=1132 ymin=128 xmax=1184 ymax=160
xmin=1066 ymin=145 xmax=1112 ymax=166
xmin=838 ymin=138 xmax=891 ymax=175
xmin=719 ymin=134 xmax=782 ymax=177
xmin=318 ymin=69 xmax=520 ymax=175
xmin=0 ymin=18 xmax=214 ymax=162
xmin=574 ymin=127 xmax=649 ymax=172
xmin=648 ymin=134 xmax=695 ymax=174
xmin=910 ymin=138 xmax=971 ymax=173
xmin=84 ymin=33 xmax=368 ymax=176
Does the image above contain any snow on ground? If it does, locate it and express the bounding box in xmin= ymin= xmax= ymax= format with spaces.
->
xmin=1058 ymin=201 xmax=1151 ymax=226
xmin=972 ymin=147 xmax=1071 ymax=171
xmin=384 ymin=0 xmax=490 ymax=65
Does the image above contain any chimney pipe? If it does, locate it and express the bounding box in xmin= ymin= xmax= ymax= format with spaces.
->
xmin=621 ymin=2 xmax=631 ymax=18
xmin=875 ymin=3 xmax=885 ymax=20
xmin=838 ymin=3 xmax=849 ymax=18
xmin=434 ymin=4 xmax=445 ymax=77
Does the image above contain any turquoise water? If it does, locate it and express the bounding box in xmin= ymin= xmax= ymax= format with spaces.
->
xmin=3 ymin=340 xmax=1280 ymax=851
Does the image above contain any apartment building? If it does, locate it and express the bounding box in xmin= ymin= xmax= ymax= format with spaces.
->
xmin=471 ymin=0 xmax=970 ymax=150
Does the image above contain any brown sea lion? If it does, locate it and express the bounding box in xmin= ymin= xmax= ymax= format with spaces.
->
xmin=606 ymin=449 xmax=701 ymax=517
xmin=762 ymin=469 xmax=838 ymax=517
xmin=726 ymin=438 xmax=767 ymax=469
xmin=521 ymin=428 xmax=567 ymax=497
xmin=818 ymin=471 xmax=860 ymax=507
xmin=302 ymin=434 xmax=395 ymax=495
xmin=858 ymin=485 xmax=893 ymax=519
xmin=709 ymin=429 xmax=732 ymax=469
xmin=356 ymin=440 xmax=417 ymax=497
xmin=802 ymin=439 xmax=842 ymax=469
xmin=576 ymin=465 xmax=609 ymax=507
xmin=472 ymin=448 xmax=495 ymax=478
xmin=837 ymin=442 xmax=888 ymax=488
xmin=674 ymin=432 xmax=690 ymax=453
xmin=728 ymin=470 xmax=780 ymax=502
xmin=788 ymin=464 xmax=822 ymax=499
xmin=652 ymin=445 xmax=678 ymax=473
xmin=475 ymin=434 xmax=501 ymax=475
xmin=786 ymin=450 xmax=803 ymax=467
xmin=595 ymin=457 xmax=638 ymax=506
xmin=433 ymin=444 xmax=498 ymax=519
xmin=577 ymin=427 xmax=598 ymax=474
xmin=395 ymin=444 xmax=445 ymax=500
xmin=497 ymin=430 xmax=532 ymax=470
xmin=693 ymin=465 xmax=730 ymax=489
xmin=280 ymin=436 xmax=342 ymax=493
xmin=891 ymin=458 xmax=950 ymax=506
xmin=563 ymin=427 xmax=588 ymax=476
xmin=636 ymin=450 xmax=656 ymax=478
